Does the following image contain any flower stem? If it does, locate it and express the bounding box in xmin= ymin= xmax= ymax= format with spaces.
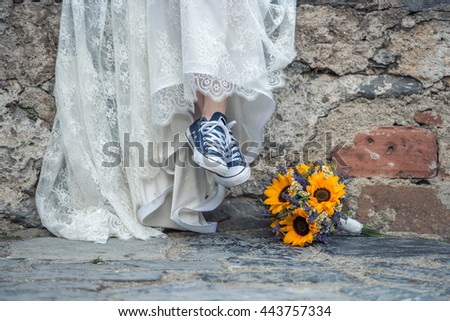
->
xmin=361 ymin=225 xmax=382 ymax=237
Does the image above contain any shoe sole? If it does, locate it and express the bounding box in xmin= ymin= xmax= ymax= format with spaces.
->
xmin=185 ymin=130 xmax=228 ymax=176
xmin=214 ymin=166 xmax=251 ymax=188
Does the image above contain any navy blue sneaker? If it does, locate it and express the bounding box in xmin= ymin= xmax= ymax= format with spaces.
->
xmin=185 ymin=112 xmax=229 ymax=176
xmin=214 ymin=121 xmax=251 ymax=187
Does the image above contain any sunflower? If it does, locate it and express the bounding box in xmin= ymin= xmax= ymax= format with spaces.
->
xmin=279 ymin=208 xmax=319 ymax=247
xmin=306 ymin=171 xmax=345 ymax=215
xmin=264 ymin=173 xmax=293 ymax=214
xmin=296 ymin=163 xmax=312 ymax=176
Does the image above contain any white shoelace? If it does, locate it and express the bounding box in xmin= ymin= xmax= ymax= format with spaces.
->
xmin=225 ymin=121 xmax=245 ymax=165
xmin=200 ymin=119 xmax=246 ymax=165
xmin=201 ymin=120 xmax=229 ymax=158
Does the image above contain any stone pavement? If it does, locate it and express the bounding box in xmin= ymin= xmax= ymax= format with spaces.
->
xmin=0 ymin=230 xmax=449 ymax=301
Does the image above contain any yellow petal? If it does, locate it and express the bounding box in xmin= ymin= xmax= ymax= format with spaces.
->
xmin=284 ymin=231 xmax=297 ymax=244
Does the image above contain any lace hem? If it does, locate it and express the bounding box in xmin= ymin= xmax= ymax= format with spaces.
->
xmin=151 ymin=70 xmax=286 ymax=125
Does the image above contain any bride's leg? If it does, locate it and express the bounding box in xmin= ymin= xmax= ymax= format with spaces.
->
xmin=196 ymin=91 xmax=205 ymax=111
xmin=196 ymin=92 xmax=227 ymax=119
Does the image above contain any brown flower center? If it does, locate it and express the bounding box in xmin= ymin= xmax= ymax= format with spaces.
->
xmin=314 ymin=188 xmax=331 ymax=202
xmin=293 ymin=216 xmax=310 ymax=236
xmin=278 ymin=186 xmax=290 ymax=203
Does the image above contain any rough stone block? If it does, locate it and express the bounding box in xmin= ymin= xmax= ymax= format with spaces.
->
xmin=1 ymin=3 xmax=60 ymax=86
xmin=333 ymin=127 xmax=438 ymax=178
xmin=371 ymin=48 xmax=397 ymax=66
xmin=19 ymin=86 xmax=56 ymax=123
xmin=387 ymin=20 xmax=450 ymax=87
xmin=356 ymin=185 xmax=450 ymax=236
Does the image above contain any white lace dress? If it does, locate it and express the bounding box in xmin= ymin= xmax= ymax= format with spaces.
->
xmin=35 ymin=0 xmax=297 ymax=243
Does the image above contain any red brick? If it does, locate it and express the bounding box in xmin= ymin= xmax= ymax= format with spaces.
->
xmin=333 ymin=127 xmax=438 ymax=178
xmin=414 ymin=110 xmax=443 ymax=126
xmin=356 ymin=185 xmax=450 ymax=236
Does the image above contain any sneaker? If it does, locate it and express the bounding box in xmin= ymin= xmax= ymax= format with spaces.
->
xmin=214 ymin=121 xmax=251 ymax=187
xmin=185 ymin=112 xmax=229 ymax=176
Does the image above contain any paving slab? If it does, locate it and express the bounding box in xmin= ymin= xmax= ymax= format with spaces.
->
xmin=0 ymin=231 xmax=449 ymax=301
xmin=5 ymin=237 xmax=171 ymax=261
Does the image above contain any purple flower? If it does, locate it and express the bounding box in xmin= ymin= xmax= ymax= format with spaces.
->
xmin=272 ymin=223 xmax=281 ymax=233
xmin=277 ymin=163 xmax=287 ymax=175
xmin=282 ymin=191 xmax=301 ymax=208
xmin=308 ymin=211 xmax=319 ymax=223
xmin=337 ymin=171 xmax=349 ymax=183
xmin=316 ymin=232 xmax=329 ymax=244
xmin=269 ymin=172 xmax=278 ymax=180
xmin=293 ymin=166 xmax=309 ymax=189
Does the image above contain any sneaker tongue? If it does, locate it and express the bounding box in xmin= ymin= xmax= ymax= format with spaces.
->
xmin=209 ymin=112 xmax=227 ymax=125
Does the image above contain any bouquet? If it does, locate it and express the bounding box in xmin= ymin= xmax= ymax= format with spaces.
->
xmin=262 ymin=162 xmax=379 ymax=247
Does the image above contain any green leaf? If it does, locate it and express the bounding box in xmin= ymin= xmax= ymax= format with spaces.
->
xmin=91 ymin=256 xmax=103 ymax=264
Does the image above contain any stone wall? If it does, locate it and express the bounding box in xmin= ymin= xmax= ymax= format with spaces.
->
xmin=1 ymin=0 xmax=61 ymax=227
xmin=1 ymin=0 xmax=449 ymax=237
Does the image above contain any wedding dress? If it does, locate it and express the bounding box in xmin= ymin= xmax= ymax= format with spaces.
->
xmin=35 ymin=0 xmax=296 ymax=243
